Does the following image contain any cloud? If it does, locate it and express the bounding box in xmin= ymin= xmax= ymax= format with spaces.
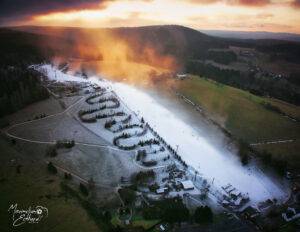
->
xmin=232 ymin=0 xmax=271 ymax=6
xmin=187 ymin=0 xmax=219 ymax=4
xmin=291 ymin=0 xmax=300 ymax=7
xmin=256 ymin=12 xmax=274 ymax=18
xmin=187 ymin=0 xmax=300 ymax=8
xmin=0 ymin=0 xmax=111 ymax=25
xmin=187 ymin=0 xmax=271 ymax=6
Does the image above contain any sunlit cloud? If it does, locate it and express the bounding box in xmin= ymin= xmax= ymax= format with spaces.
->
xmin=1 ymin=0 xmax=300 ymax=33
xmin=228 ymin=0 xmax=271 ymax=6
xmin=291 ymin=0 xmax=300 ymax=7
xmin=0 ymin=0 xmax=112 ymax=26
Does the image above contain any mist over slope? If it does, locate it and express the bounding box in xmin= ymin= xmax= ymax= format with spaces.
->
xmin=11 ymin=25 xmax=227 ymax=63
xmin=4 ymin=25 xmax=300 ymax=105
xmin=11 ymin=25 xmax=300 ymax=66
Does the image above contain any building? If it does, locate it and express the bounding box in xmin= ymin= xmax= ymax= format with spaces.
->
xmin=241 ymin=206 xmax=260 ymax=219
xmin=159 ymin=224 xmax=166 ymax=231
xmin=176 ymin=74 xmax=188 ymax=80
xmin=180 ymin=180 xmax=194 ymax=190
xmin=156 ymin=187 xmax=168 ymax=194
xmin=156 ymin=223 xmax=169 ymax=231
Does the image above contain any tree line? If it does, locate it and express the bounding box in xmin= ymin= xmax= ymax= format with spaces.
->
xmin=205 ymin=50 xmax=237 ymax=65
xmin=185 ymin=61 xmax=300 ymax=105
xmin=0 ymin=29 xmax=51 ymax=118
xmin=0 ymin=67 xmax=49 ymax=117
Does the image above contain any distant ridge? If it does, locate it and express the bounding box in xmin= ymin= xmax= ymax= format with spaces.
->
xmin=200 ymin=29 xmax=300 ymax=42
xmin=6 ymin=25 xmax=300 ymax=66
xmin=10 ymin=25 xmax=227 ymax=62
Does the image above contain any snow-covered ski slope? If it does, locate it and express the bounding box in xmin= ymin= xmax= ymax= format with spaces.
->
xmin=35 ymin=64 xmax=289 ymax=205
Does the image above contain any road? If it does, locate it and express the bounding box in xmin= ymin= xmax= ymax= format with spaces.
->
xmin=250 ymin=139 xmax=295 ymax=146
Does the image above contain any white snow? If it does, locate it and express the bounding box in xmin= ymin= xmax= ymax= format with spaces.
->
xmin=34 ymin=64 xmax=90 ymax=83
xmin=37 ymin=64 xmax=289 ymax=205
xmin=111 ymin=82 xmax=289 ymax=204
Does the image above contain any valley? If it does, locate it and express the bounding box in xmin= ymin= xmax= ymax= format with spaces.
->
xmin=0 ymin=24 xmax=299 ymax=232
xmin=2 ymin=63 xmax=298 ymax=231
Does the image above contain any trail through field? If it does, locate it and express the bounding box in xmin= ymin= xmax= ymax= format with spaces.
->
xmin=250 ymin=139 xmax=295 ymax=146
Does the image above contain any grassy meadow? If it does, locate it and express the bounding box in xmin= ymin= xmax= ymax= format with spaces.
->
xmin=0 ymin=138 xmax=99 ymax=232
xmin=175 ymin=75 xmax=300 ymax=166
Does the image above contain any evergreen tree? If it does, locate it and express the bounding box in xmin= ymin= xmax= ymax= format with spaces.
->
xmin=194 ymin=206 xmax=213 ymax=224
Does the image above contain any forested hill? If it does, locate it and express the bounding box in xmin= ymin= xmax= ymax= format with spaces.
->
xmin=13 ymin=25 xmax=300 ymax=64
xmin=109 ymin=25 xmax=227 ymax=62
xmin=5 ymin=25 xmax=300 ymax=105
xmin=0 ymin=29 xmax=60 ymax=118
xmin=12 ymin=25 xmax=228 ymax=63
xmin=0 ymin=28 xmax=76 ymax=65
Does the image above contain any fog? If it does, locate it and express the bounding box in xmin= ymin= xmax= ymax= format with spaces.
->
xmin=40 ymin=26 xmax=180 ymax=85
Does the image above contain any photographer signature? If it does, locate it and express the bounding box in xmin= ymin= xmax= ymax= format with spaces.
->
xmin=8 ymin=203 xmax=48 ymax=227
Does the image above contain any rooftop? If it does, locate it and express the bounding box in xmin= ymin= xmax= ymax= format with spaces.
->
xmin=181 ymin=180 xmax=194 ymax=190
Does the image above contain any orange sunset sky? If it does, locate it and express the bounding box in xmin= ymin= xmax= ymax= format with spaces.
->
xmin=1 ymin=0 xmax=300 ymax=33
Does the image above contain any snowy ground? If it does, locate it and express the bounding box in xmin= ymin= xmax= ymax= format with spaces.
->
xmin=34 ymin=64 xmax=290 ymax=207
xmin=33 ymin=64 xmax=90 ymax=83
xmin=8 ymin=112 xmax=109 ymax=145
xmin=111 ymin=82 xmax=290 ymax=205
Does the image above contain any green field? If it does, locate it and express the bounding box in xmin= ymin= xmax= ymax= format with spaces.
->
xmin=111 ymin=212 xmax=160 ymax=230
xmin=175 ymin=75 xmax=300 ymax=166
xmin=0 ymin=138 xmax=100 ymax=232
xmin=131 ymin=215 xmax=160 ymax=230
xmin=255 ymin=139 xmax=300 ymax=168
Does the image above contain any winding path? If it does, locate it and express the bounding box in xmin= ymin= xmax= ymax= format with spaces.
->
xmin=2 ymin=83 xmax=170 ymax=212
xmin=2 ymin=92 xmax=168 ymax=169
xmin=82 ymin=92 xmax=164 ymax=154
xmin=4 ymin=95 xmax=134 ymax=154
